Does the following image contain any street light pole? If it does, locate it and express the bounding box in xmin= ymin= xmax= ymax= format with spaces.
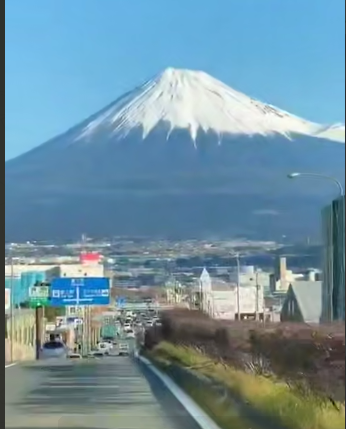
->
xmin=9 ymin=255 xmax=15 ymax=363
xmin=287 ymin=172 xmax=344 ymax=197
xmin=229 ymin=254 xmax=241 ymax=320
xmin=236 ymin=255 xmax=241 ymax=320
xmin=255 ymin=270 xmax=259 ymax=321
xmin=230 ymin=254 xmax=241 ymax=320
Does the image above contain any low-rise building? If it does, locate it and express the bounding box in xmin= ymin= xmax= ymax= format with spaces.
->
xmin=269 ymin=257 xmax=304 ymax=293
xmin=50 ymin=263 xmax=104 ymax=278
xmin=5 ymin=257 xmax=105 ymax=307
xmin=199 ymin=268 xmax=264 ymax=320
xmin=281 ymin=281 xmax=322 ymax=324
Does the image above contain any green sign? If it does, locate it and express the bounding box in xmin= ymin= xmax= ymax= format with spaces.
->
xmin=29 ymin=299 xmax=48 ymax=308
xmin=29 ymin=285 xmax=50 ymax=307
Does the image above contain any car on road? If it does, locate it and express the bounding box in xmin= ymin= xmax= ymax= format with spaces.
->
xmin=123 ymin=324 xmax=132 ymax=332
xmin=102 ymin=339 xmax=114 ymax=349
xmin=90 ymin=350 xmax=107 ymax=358
xmin=97 ymin=342 xmax=111 ymax=355
xmin=68 ymin=352 xmax=82 ymax=359
xmin=40 ymin=340 xmax=68 ymax=359
xmin=125 ymin=329 xmax=135 ymax=339
xmin=118 ymin=342 xmax=130 ymax=356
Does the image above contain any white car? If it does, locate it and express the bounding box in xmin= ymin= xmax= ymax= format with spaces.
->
xmin=97 ymin=342 xmax=111 ymax=355
xmin=68 ymin=352 xmax=82 ymax=359
xmin=118 ymin=342 xmax=130 ymax=356
xmin=126 ymin=330 xmax=135 ymax=339
xmin=40 ymin=340 xmax=68 ymax=359
xmin=90 ymin=350 xmax=106 ymax=358
xmin=102 ymin=340 xmax=114 ymax=350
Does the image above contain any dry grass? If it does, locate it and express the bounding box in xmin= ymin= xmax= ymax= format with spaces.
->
xmin=146 ymin=309 xmax=345 ymax=404
xmin=149 ymin=342 xmax=345 ymax=429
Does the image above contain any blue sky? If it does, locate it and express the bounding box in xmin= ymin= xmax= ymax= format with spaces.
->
xmin=5 ymin=0 xmax=345 ymax=160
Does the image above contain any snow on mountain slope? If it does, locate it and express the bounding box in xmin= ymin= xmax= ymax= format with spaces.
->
xmin=76 ymin=68 xmax=345 ymax=144
xmin=315 ymin=123 xmax=345 ymax=142
xmin=5 ymin=67 xmax=345 ymax=242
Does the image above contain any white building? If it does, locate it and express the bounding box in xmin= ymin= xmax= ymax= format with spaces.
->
xmin=228 ymin=265 xmax=271 ymax=292
xmin=51 ymin=263 xmax=105 ymax=278
xmin=199 ymin=269 xmax=264 ymax=320
xmin=5 ymin=262 xmax=105 ymax=280
xmin=5 ymin=264 xmax=57 ymax=277
xmin=269 ymin=257 xmax=303 ymax=293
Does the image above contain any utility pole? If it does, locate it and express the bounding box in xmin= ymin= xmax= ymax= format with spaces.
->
xmin=35 ymin=305 xmax=44 ymax=360
xmin=236 ymin=255 xmax=241 ymax=321
xmin=255 ymin=270 xmax=259 ymax=321
xmin=76 ymin=285 xmax=83 ymax=355
xmin=87 ymin=306 xmax=91 ymax=355
xmin=199 ymin=278 xmax=203 ymax=312
xmin=229 ymin=253 xmax=241 ymax=320
xmin=81 ymin=307 xmax=86 ymax=356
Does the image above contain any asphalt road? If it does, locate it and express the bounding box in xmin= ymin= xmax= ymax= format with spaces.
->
xmin=5 ymin=355 xmax=202 ymax=429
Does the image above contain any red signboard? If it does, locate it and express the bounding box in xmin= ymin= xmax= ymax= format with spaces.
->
xmin=80 ymin=252 xmax=101 ymax=264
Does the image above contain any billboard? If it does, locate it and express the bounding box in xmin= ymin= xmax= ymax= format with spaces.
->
xmin=80 ymin=252 xmax=101 ymax=265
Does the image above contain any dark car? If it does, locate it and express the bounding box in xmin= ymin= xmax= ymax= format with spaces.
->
xmin=40 ymin=340 xmax=68 ymax=359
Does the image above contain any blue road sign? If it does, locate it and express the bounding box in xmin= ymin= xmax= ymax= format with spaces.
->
xmin=51 ymin=277 xmax=110 ymax=307
xmin=116 ymin=297 xmax=126 ymax=308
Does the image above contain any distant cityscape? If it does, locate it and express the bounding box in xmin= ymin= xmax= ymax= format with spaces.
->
xmin=5 ymin=194 xmax=345 ymax=325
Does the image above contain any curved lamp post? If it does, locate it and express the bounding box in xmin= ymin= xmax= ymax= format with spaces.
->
xmin=287 ymin=172 xmax=344 ymax=197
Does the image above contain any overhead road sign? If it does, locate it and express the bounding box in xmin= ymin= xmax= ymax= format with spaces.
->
xmin=116 ymin=297 xmax=126 ymax=308
xmin=50 ymin=277 xmax=110 ymax=307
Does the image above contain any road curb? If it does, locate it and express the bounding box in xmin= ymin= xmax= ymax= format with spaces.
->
xmin=5 ymin=363 xmax=17 ymax=369
xmin=136 ymin=352 xmax=222 ymax=429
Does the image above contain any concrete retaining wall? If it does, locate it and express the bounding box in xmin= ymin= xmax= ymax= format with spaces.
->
xmin=5 ymin=340 xmax=35 ymax=362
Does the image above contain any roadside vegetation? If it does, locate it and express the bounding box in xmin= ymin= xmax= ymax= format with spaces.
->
xmin=144 ymin=309 xmax=345 ymax=429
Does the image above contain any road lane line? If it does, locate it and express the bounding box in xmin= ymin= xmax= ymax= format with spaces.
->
xmin=5 ymin=363 xmax=17 ymax=369
xmin=137 ymin=354 xmax=222 ymax=429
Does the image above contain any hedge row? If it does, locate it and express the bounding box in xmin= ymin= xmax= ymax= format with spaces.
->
xmin=145 ymin=309 xmax=345 ymax=404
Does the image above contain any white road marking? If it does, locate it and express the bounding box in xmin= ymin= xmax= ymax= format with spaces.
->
xmin=137 ymin=354 xmax=223 ymax=429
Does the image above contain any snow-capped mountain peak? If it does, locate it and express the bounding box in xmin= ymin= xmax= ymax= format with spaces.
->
xmin=76 ymin=67 xmax=345 ymax=143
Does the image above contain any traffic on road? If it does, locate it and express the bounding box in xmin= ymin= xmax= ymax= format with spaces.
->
xmin=5 ymin=307 xmax=201 ymax=429
xmin=39 ymin=306 xmax=159 ymax=360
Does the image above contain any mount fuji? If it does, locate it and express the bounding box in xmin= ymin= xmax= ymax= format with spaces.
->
xmin=5 ymin=68 xmax=345 ymax=241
